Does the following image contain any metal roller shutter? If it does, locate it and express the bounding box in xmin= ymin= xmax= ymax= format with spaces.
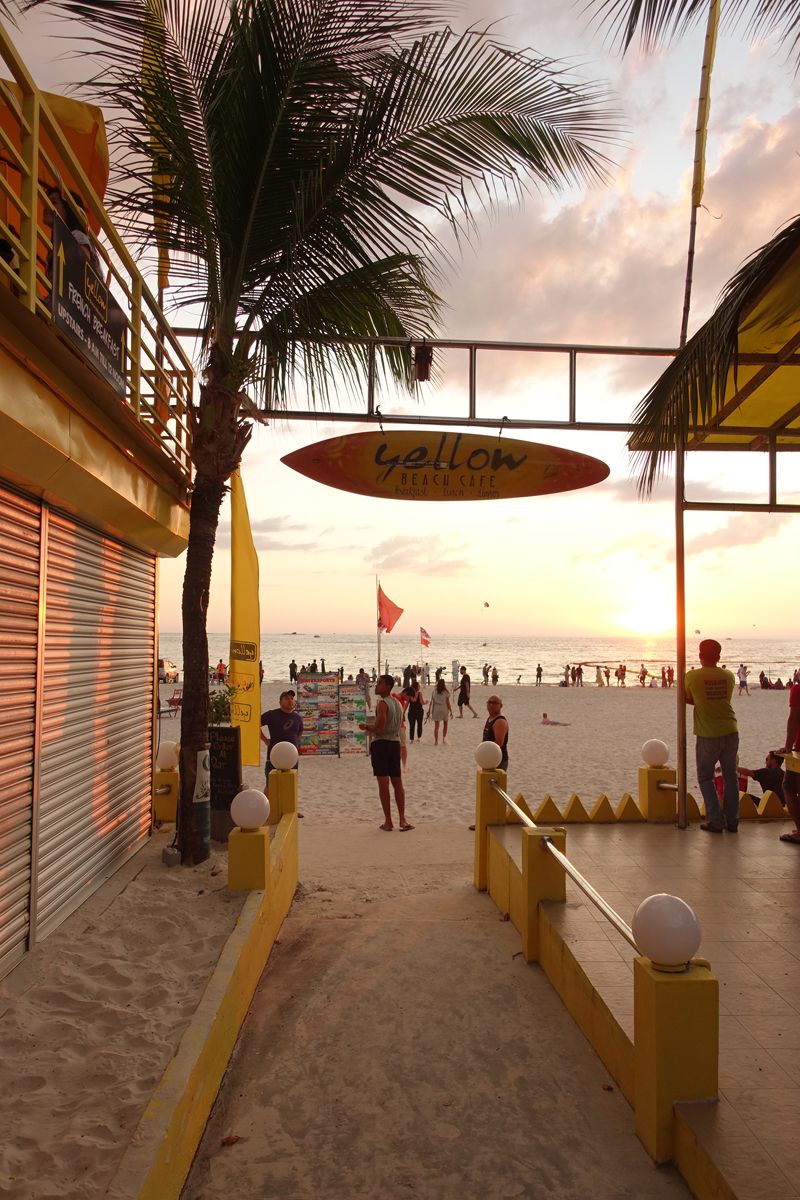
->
xmin=0 ymin=484 xmax=40 ymax=977
xmin=35 ymin=510 xmax=155 ymax=941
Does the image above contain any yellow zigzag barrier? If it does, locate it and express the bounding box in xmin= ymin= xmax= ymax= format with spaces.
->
xmin=520 ymin=786 xmax=789 ymax=824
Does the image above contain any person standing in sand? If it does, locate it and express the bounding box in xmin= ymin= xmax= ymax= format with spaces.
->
xmin=405 ymin=680 xmax=425 ymax=742
xmin=685 ymin=639 xmax=739 ymax=834
xmin=359 ymin=674 xmax=412 ymax=831
xmin=468 ymin=694 xmax=509 ymax=831
xmin=457 ymin=666 xmax=477 ymax=718
xmin=427 ymin=678 xmax=452 ymax=745
xmin=483 ymin=695 xmax=509 ymax=770
xmin=536 ymin=664 xmax=542 ymax=686
xmin=261 ymin=691 xmax=303 ymax=801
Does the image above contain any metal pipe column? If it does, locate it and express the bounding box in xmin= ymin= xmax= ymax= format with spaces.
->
xmin=676 ymin=428 xmax=688 ymax=829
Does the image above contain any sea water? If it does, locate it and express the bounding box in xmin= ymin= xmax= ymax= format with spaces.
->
xmin=158 ymin=632 xmax=800 ymax=687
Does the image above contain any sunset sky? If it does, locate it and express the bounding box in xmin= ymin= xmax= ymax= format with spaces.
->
xmin=15 ymin=2 xmax=800 ymax=637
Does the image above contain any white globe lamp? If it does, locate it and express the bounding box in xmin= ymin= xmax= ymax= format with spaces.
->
xmin=156 ymin=741 xmax=179 ymax=770
xmin=632 ymin=893 xmax=702 ymax=967
xmin=230 ymin=789 xmax=270 ymax=831
xmin=270 ymin=741 xmax=299 ymax=770
xmin=475 ymin=741 xmax=502 ymax=770
xmin=641 ymin=739 xmax=669 ymax=769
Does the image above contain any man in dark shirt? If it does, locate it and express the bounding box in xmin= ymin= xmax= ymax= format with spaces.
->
xmin=260 ymin=690 xmax=303 ymax=799
xmin=740 ymin=752 xmax=785 ymax=805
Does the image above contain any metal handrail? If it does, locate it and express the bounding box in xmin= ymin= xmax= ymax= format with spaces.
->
xmin=540 ymin=836 xmax=639 ymax=951
xmin=0 ymin=23 xmax=193 ymax=483
xmin=489 ymin=778 xmax=536 ymax=827
xmin=487 ymin=777 xmax=639 ymax=952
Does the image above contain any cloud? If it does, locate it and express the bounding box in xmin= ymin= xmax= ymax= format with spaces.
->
xmin=364 ymin=534 xmax=472 ymax=574
xmin=685 ymin=511 xmax=795 ymax=557
xmin=216 ymin=515 xmax=315 ymax=551
xmin=571 ymin=531 xmax=672 ymax=566
xmin=603 ymin=476 xmax=765 ymax=505
xmin=439 ymin=105 xmax=800 ymax=421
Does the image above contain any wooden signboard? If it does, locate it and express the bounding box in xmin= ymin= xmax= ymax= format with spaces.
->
xmin=209 ymin=725 xmax=242 ymax=843
xmin=281 ymin=431 xmax=609 ymax=502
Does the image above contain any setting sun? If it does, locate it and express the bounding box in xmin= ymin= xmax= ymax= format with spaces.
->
xmin=615 ymin=595 xmax=676 ymax=636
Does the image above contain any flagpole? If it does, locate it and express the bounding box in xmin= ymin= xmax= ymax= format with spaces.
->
xmin=376 ymin=575 xmax=381 ymax=678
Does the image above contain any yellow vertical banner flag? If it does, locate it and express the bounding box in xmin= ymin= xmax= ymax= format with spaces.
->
xmin=229 ymin=468 xmax=261 ymax=765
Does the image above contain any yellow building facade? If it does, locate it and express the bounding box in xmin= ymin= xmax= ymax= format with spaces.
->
xmin=0 ymin=27 xmax=190 ymax=974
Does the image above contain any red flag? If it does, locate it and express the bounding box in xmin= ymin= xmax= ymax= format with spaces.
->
xmin=378 ymin=585 xmax=403 ymax=633
xmin=420 ymin=626 xmax=431 ymax=647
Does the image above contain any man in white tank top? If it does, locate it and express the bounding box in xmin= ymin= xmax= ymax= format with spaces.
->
xmin=360 ymin=674 xmax=414 ymax=831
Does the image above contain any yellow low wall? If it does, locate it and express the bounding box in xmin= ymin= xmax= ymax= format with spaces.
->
xmin=537 ymin=901 xmax=635 ymax=1103
xmin=477 ymin=778 xmax=724 ymax=1199
xmin=105 ymin=811 xmax=298 ymax=1200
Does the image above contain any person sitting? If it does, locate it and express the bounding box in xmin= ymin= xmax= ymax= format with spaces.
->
xmin=773 ymin=678 xmax=785 ymax=690
xmin=713 ymin=759 xmax=747 ymax=799
xmin=740 ymin=751 xmax=785 ymax=805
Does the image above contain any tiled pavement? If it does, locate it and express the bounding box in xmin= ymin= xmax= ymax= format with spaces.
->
xmin=550 ymin=820 xmax=800 ymax=1198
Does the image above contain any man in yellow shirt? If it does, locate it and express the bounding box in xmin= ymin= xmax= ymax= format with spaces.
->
xmin=685 ymin=639 xmax=739 ymax=833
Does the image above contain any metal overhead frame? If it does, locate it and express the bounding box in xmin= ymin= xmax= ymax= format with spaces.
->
xmin=240 ymin=331 xmax=800 ymax=833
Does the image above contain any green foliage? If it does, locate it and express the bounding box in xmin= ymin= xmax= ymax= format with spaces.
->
xmin=208 ymin=677 xmax=255 ymax=725
xmin=207 ymin=684 xmax=237 ymax=726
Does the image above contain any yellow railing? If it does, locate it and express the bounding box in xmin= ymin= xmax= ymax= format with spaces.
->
xmin=0 ymin=22 xmax=192 ymax=482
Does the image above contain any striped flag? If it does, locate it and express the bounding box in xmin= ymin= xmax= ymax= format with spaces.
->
xmin=420 ymin=626 xmax=431 ymax=647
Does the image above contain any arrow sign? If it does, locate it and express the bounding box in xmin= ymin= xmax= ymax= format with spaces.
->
xmin=56 ymin=242 xmax=66 ymax=296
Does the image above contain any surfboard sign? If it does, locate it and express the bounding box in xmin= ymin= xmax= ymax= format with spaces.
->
xmin=281 ymin=431 xmax=609 ymax=502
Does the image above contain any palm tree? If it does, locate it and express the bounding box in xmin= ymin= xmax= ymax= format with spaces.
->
xmin=24 ymin=0 xmax=620 ymax=862
xmin=630 ymin=214 xmax=800 ymax=490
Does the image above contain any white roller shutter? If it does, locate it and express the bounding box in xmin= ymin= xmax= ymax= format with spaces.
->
xmin=0 ymin=485 xmax=41 ymax=976
xmin=35 ymin=510 xmax=155 ymax=940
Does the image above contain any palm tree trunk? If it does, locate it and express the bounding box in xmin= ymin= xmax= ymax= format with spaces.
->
xmin=178 ymin=474 xmax=226 ymax=863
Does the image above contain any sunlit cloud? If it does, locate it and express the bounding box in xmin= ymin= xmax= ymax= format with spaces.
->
xmin=365 ymin=534 xmax=472 ymax=574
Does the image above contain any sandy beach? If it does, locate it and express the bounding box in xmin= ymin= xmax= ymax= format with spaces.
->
xmin=234 ymin=680 xmax=793 ymax=826
xmin=3 ymin=677 xmax=787 ymax=1199
xmin=0 ymin=831 xmax=245 ymax=1200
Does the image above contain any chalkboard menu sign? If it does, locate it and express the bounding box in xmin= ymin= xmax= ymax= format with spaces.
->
xmin=209 ymin=726 xmax=242 ymax=842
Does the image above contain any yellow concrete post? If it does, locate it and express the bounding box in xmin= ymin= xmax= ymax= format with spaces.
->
xmin=153 ymin=767 xmax=179 ymax=822
xmin=638 ymin=767 xmax=677 ymax=822
xmin=633 ymin=957 xmax=718 ymax=1162
xmin=228 ymin=827 xmax=270 ymax=891
xmin=474 ymin=768 xmax=507 ymax=891
xmin=267 ymin=768 xmax=298 ymax=826
xmin=520 ymin=827 xmax=566 ymax=963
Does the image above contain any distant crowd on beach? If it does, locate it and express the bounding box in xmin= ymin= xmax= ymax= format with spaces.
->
xmin=262 ymin=641 xmax=800 ymax=844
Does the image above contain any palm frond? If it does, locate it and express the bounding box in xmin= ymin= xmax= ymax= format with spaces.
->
xmin=583 ymin=0 xmax=708 ymax=53
xmin=23 ymin=0 xmax=622 ymax=408
xmin=632 ymin=213 xmax=800 ymax=494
